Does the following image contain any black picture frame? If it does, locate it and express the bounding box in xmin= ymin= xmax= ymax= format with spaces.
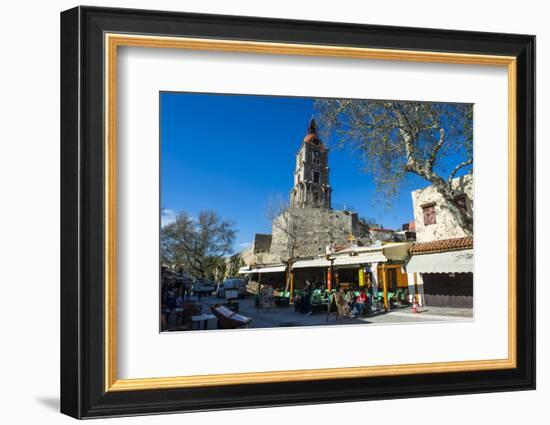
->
xmin=61 ymin=5 xmax=535 ymax=419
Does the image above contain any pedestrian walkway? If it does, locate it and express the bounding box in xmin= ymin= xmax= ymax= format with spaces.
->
xmin=387 ymin=305 xmax=473 ymax=321
xmin=164 ymin=295 xmax=474 ymax=331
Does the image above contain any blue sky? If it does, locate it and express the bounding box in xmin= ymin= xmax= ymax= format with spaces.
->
xmin=160 ymin=92 xmax=460 ymax=252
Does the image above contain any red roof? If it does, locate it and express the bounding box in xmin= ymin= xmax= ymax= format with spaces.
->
xmin=303 ymin=133 xmax=324 ymax=145
xmin=409 ymin=237 xmax=473 ymax=255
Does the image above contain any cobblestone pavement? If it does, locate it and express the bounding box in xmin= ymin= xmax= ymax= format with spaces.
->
xmin=165 ymin=294 xmax=473 ymax=331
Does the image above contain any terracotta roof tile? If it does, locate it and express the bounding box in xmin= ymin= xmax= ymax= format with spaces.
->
xmin=370 ymin=227 xmax=394 ymax=232
xmin=409 ymin=237 xmax=473 ymax=255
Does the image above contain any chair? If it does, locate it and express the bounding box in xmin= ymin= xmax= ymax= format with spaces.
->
xmin=178 ymin=304 xmax=202 ymax=330
xmin=326 ymin=293 xmax=352 ymax=323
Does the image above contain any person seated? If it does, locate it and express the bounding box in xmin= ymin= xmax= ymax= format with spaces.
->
xmin=344 ymin=289 xmax=355 ymax=313
xmin=352 ymin=289 xmax=368 ymax=317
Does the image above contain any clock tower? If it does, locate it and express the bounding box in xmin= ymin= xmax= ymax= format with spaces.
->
xmin=290 ymin=119 xmax=332 ymax=209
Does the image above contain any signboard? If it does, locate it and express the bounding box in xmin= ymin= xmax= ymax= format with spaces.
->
xmin=358 ymin=269 xmax=365 ymax=287
xmin=225 ymin=289 xmax=239 ymax=300
xmin=259 ymin=286 xmax=275 ymax=309
xmin=333 ymin=292 xmax=351 ymax=317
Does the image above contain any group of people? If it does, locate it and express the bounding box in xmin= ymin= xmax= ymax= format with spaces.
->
xmin=160 ymin=278 xmax=196 ymax=330
xmin=160 ymin=288 xmax=183 ymax=330
xmin=294 ymin=280 xmax=373 ymax=318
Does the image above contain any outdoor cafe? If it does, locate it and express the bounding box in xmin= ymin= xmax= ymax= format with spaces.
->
xmin=238 ymin=242 xmax=413 ymax=312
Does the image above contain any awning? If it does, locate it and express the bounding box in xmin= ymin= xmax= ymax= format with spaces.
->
xmin=238 ymin=267 xmax=254 ymax=274
xmin=404 ymin=249 xmax=473 ymax=274
xmin=238 ymin=265 xmax=286 ymax=274
xmin=332 ymin=252 xmax=387 ymax=267
xmin=256 ymin=265 xmax=286 ymax=273
xmin=292 ymin=258 xmax=331 ymax=269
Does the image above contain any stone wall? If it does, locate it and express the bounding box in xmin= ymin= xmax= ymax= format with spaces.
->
xmin=411 ymin=174 xmax=473 ymax=243
xmin=253 ymin=233 xmax=272 ymax=253
xmin=267 ymin=207 xmax=371 ymax=262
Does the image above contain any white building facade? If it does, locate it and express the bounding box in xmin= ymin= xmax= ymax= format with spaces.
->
xmin=406 ymin=173 xmax=474 ymax=308
xmin=411 ymin=174 xmax=473 ymax=243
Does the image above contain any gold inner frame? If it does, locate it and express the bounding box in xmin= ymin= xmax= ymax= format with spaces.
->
xmin=104 ymin=33 xmax=517 ymax=392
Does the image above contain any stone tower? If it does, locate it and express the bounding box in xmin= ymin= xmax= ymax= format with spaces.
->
xmin=290 ymin=119 xmax=332 ymax=209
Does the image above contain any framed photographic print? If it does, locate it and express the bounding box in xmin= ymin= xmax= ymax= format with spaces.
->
xmin=60 ymin=6 xmax=535 ymax=419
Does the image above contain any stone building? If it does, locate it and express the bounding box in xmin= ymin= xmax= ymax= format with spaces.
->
xmin=250 ymin=119 xmax=371 ymax=264
xmin=411 ymin=174 xmax=473 ymax=243
xmin=290 ymin=119 xmax=332 ymax=209
xmin=268 ymin=207 xmax=370 ymax=260
xmin=405 ymin=174 xmax=474 ymax=308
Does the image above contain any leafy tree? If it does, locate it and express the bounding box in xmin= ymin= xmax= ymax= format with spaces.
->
xmin=315 ymin=99 xmax=473 ymax=235
xmin=161 ymin=210 xmax=236 ymax=278
xmin=223 ymin=253 xmax=245 ymax=279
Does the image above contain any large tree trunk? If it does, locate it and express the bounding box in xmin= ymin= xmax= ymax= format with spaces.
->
xmin=397 ymin=118 xmax=473 ymax=237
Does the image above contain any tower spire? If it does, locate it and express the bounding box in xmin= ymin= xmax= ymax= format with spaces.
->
xmin=308 ymin=117 xmax=318 ymax=135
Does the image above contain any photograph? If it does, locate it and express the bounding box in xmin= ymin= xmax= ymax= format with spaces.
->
xmin=56 ymin=4 xmax=536 ymax=419
xmin=159 ymin=92 xmax=474 ymax=332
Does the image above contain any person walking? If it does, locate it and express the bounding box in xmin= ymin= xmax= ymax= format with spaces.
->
xmin=184 ymin=280 xmax=192 ymax=301
xmin=303 ymin=280 xmax=313 ymax=316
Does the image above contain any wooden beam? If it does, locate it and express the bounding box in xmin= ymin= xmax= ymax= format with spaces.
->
xmin=382 ymin=265 xmax=389 ymax=311
xmin=289 ymin=270 xmax=295 ymax=304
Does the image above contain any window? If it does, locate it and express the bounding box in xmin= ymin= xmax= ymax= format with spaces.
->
xmin=312 ymin=150 xmax=321 ymax=165
xmin=313 ymin=171 xmax=320 ymax=183
xmin=422 ymin=204 xmax=436 ymax=225
xmin=455 ymin=194 xmax=468 ymax=212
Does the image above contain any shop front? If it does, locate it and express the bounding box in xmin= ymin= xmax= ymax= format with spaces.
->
xmin=290 ymin=258 xmax=331 ymax=302
xmin=238 ymin=264 xmax=287 ymax=293
xmin=329 ymin=243 xmax=411 ymax=310
xmin=404 ymin=238 xmax=474 ymax=308
xmin=239 ymin=243 xmax=413 ymax=309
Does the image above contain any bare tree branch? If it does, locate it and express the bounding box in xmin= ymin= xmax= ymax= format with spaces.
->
xmin=428 ymin=128 xmax=445 ymax=171
xmin=161 ymin=210 xmax=236 ymax=278
xmin=315 ymin=99 xmax=474 ymax=235
xmin=448 ymin=158 xmax=473 ymax=184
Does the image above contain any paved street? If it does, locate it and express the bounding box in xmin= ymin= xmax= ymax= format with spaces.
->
xmin=166 ymin=294 xmax=473 ymax=331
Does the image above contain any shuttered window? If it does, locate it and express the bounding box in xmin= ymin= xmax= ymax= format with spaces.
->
xmin=422 ymin=204 xmax=436 ymax=225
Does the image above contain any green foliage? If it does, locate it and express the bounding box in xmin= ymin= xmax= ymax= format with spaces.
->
xmin=161 ymin=210 xmax=236 ymax=278
xmin=225 ymin=253 xmax=245 ymax=278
